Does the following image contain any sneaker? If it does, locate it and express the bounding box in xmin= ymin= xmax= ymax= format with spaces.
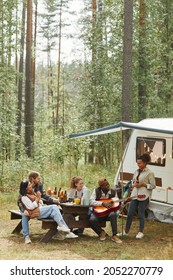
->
xmin=54 ymin=232 xmax=66 ymax=240
xmin=99 ymin=230 xmax=106 ymax=241
xmin=72 ymin=228 xmax=84 ymax=236
xmin=57 ymin=225 xmax=70 ymax=233
xmin=72 ymin=229 xmax=79 ymax=235
xmin=136 ymin=232 xmax=144 ymax=239
xmin=116 ymin=230 xmax=128 ymax=237
xmin=66 ymin=232 xmax=78 ymax=239
xmin=111 ymin=235 xmax=122 ymax=244
xmin=25 ymin=235 xmax=31 ymax=244
xmin=78 ymin=229 xmax=84 ymax=236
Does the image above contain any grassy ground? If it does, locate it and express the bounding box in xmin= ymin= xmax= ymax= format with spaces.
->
xmin=1 ymin=193 xmax=173 ymax=260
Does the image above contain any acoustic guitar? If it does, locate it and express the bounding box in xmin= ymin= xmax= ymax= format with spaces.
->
xmin=93 ymin=195 xmax=146 ymax=217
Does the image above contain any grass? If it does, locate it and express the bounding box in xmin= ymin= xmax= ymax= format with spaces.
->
xmin=0 ymin=164 xmax=173 ymax=260
xmin=1 ymin=192 xmax=173 ymax=260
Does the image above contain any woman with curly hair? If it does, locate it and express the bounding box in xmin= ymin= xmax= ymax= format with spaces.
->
xmin=117 ymin=153 xmax=156 ymax=239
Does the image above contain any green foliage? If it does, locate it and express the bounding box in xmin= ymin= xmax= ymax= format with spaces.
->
xmin=1 ymin=0 xmax=173 ymax=188
xmin=0 ymin=160 xmax=118 ymax=195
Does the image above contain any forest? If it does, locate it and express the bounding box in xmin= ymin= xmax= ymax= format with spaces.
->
xmin=0 ymin=0 xmax=173 ymax=191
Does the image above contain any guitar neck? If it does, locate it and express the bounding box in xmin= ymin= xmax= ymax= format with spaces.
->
xmin=112 ymin=196 xmax=136 ymax=203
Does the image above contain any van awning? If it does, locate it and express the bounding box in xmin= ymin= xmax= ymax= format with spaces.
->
xmin=69 ymin=118 xmax=173 ymax=138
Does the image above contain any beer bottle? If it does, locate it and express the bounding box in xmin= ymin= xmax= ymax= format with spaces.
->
xmin=63 ymin=190 xmax=67 ymax=203
xmin=54 ymin=187 xmax=57 ymax=195
xmin=74 ymin=190 xmax=80 ymax=205
xmin=47 ymin=187 xmax=52 ymax=195
xmin=60 ymin=191 xmax=64 ymax=203
xmin=74 ymin=190 xmax=77 ymax=199
xmin=58 ymin=187 xmax=61 ymax=198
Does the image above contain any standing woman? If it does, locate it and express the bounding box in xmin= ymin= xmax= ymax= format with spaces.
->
xmin=117 ymin=153 xmax=156 ymax=239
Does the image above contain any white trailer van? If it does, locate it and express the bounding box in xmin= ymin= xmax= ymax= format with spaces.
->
xmin=113 ymin=118 xmax=173 ymax=222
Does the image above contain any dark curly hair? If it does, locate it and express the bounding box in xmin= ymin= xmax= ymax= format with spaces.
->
xmin=19 ymin=180 xmax=28 ymax=196
xmin=137 ymin=153 xmax=151 ymax=164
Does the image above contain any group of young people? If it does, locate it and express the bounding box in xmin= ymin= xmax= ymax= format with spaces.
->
xmin=18 ymin=153 xmax=155 ymax=245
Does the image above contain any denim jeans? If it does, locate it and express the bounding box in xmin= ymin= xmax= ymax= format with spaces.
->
xmin=89 ymin=211 xmax=118 ymax=236
xmin=125 ymin=198 xmax=149 ymax=232
xmin=22 ymin=205 xmax=68 ymax=237
xmin=22 ymin=214 xmax=30 ymax=237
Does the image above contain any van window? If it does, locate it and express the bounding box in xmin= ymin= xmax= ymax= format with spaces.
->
xmin=136 ymin=137 xmax=166 ymax=166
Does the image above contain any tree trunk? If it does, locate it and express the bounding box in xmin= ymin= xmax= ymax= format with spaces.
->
xmin=138 ymin=0 xmax=147 ymax=120
xmin=25 ymin=0 xmax=33 ymax=157
xmin=16 ymin=0 xmax=26 ymax=158
xmin=88 ymin=0 xmax=97 ymax=164
xmin=55 ymin=0 xmax=63 ymax=131
xmin=122 ymin=0 xmax=133 ymax=148
xmin=122 ymin=0 xmax=133 ymax=122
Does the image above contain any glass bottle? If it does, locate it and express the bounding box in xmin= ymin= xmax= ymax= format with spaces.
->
xmin=60 ymin=191 xmax=64 ymax=203
xmin=58 ymin=187 xmax=61 ymax=198
xmin=54 ymin=187 xmax=57 ymax=195
xmin=74 ymin=190 xmax=80 ymax=205
xmin=47 ymin=187 xmax=52 ymax=195
xmin=63 ymin=190 xmax=67 ymax=203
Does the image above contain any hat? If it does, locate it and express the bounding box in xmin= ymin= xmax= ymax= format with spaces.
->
xmin=98 ymin=178 xmax=109 ymax=187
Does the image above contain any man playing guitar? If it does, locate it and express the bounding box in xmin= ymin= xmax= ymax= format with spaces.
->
xmin=89 ymin=178 xmax=122 ymax=243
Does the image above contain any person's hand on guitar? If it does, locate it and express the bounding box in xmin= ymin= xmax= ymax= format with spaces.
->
xmin=124 ymin=196 xmax=132 ymax=203
xmin=102 ymin=201 xmax=114 ymax=209
xmin=133 ymin=180 xmax=147 ymax=188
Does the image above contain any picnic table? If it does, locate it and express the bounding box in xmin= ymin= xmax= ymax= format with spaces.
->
xmin=9 ymin=204 xmax=106 ymax=243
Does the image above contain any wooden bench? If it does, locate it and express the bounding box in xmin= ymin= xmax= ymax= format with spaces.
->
xmin=9 ymin=210 xmax=58 ymax=243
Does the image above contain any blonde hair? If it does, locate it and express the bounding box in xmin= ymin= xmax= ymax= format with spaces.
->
xmin=70 ymin=176 xmax=83 ymax=189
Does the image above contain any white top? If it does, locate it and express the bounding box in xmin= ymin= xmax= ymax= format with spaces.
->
xmin=131 ymin=167 xmax=156 ymax=200
xmin=68 ymin=185 xmax=88 ymax=199
xmin=21 ymin=196 xmax=43 ymax=210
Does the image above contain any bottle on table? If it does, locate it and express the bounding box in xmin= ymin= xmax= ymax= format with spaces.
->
xmin=58 ymin=187 xmax=61 ymax=198
xmin=54 ymin=187 xmax=57 ymax=195
xmin=60 ymin=191 xmax=64 ymax=203
xmin=73 ymin=190 xmax=80 ymax=205
xmin=63 ymin=190 xmax=67 ymax=203
xmin=47 ymin=187 xmax=52 ymax=195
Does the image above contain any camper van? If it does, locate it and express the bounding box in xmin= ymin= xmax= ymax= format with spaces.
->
xmin=113 ymin=118 xmax=173 ymax=222
xmin=70 ymin=118 xmax=173 ymax=222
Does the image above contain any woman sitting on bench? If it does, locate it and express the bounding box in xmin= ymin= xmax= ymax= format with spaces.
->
xmin=21 ymin=182 xmax=77 ymax=244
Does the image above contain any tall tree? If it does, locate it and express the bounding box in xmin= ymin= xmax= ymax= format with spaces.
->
xmin=16 ymin=0 xmax=26 ymax=158
xmin=122 ymin=0 xmax=133 ymax=122
xmin=0 ymin=0 xmax=18 ymax=161
xmin=55 ymin=0 xmax=63 ymax=130
xmin=25 ymin=0 xmax=33 ymax=157
xmin=87 ymin=0 xmax=97 ymax=164
xmin=32 ymin=0 xmax=38 ymax=115
xmin=40 ymin=0 xmax=59 ymax=126
xmin=138 ymin=0 xmax=147 ymax=120
xmin=121 ymin=0 xmax=133 ymax=149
